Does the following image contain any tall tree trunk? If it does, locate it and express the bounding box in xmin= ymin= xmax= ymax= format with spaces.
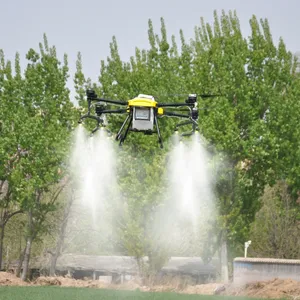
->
xmin=21 ymin=236 xmax=33 ymax=281
xmin=0 ymin=224 xmax=5 ymax=270
xmin=49 ymin=188 xmax=74 ymax=276
xmin=49 ymin=223 xmax=66 ymax=276
xmin=21 ymin=209 xmax=34 ymax=281
xmin=0 ymin=209 xmax=22 ymax=270
xmin=16 ymin=246 xmax=26 ymax=277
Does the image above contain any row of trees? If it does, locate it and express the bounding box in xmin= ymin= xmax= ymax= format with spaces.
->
xmin=80 ymin=10 xmax=300 ymax=274
xmin=1 ymin=10 xmax=300 ymax=280
xmin=0 ymin=36 xmax=77 ymax=279
xmin=84 ymin=10 xmax=300 ymax=266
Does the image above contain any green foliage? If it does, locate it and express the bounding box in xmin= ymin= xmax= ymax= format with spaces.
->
xmin=9 ymin=35 xmax=75 ymax=216
xmin=111 ymin=148 xmax=168 ymax=263
xmin=0 ymin=34 xmax=77 ymax=277
xmin=249 ymin=181 xmax=300 ymax=259
xmin=1 ymin=9 xmax=300 ymax=278
xmin=92 ymin=11 xmax=300 ymax=266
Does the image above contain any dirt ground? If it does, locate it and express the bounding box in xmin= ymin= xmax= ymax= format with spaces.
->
xmin=0 ymin=272 xmax=299 ymax=299
xmin=220 ymin=278 xmax=300 ymax=299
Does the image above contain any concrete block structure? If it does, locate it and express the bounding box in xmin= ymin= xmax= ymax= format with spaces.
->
xmin=6 ymin=254 xmax=217 ymax=283
xmin=233 ymin=257 xmax=300 ymax=284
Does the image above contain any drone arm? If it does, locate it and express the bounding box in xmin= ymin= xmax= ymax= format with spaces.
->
xmin=163 ymin=111 xmax=190 ymax=118
xmin=89 ymin=97 xmax=128 ymax=106
xmin=157 ymin=103 xmax=193 ymax=108
xmin=100 ymin=108 xmax=128 ymax=114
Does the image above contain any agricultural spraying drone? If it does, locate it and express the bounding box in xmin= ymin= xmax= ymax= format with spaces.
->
xmin=78 ymin=89 xmax=219 ymax=148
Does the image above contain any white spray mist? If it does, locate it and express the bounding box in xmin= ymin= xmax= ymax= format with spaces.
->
xmin=69 ymin=125 xmax=119 ymax=252
xmin=164 ymin=132 xmax=216 ymax=255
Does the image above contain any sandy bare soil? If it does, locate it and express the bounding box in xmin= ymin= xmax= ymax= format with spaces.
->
xmin=0 ymin=272 xmax=29 ymax=286
xmin=0 ymin=272 xmax=300 ymax=298
xmin=220 ymin=278 xmax=300 ymax=299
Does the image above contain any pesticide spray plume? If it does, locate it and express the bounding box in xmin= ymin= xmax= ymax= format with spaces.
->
xmin=157 ymin=132 xmax=217 ymax=256
xmin=68 ymin=122 xmax=220 ymax=266
xmin=69 ymin=125 xmax=119 ymax=253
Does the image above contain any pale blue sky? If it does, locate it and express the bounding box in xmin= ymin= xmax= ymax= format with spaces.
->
xmin=1 ymin=0 xmax=299 ymax=100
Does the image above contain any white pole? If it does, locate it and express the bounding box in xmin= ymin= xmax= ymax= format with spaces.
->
xmin=244 ymin=240 xmax=251 ymax=258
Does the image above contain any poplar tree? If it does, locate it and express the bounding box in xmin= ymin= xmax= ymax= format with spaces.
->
xmin=3 ymin=35 xmax=76 ymax=280
xmin=0 ymin=52 xmax=25 ymax=269
xmin=93 ymin=11 xmax=300 ymax=277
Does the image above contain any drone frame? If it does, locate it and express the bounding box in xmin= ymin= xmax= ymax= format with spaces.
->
xmin=78 ymin=89 xmax=213 ymax=148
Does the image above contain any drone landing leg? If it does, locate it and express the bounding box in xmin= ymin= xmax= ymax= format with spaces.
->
xmin=120 ymin=114 xmax=133 ymax=146
xmin=192 ymin=123 xmax=199 ymax=132
xmin=154 ymin=114 xmax=163 ymax=149
xmin=116 ymin=114 xmax=130 ymax=141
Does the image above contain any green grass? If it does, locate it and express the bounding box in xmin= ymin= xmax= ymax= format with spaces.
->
xmin=0 ymin=286 xmax=267 ymax=300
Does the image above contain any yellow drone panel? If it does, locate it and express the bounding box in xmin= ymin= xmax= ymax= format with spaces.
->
xmin=128 ymin=94 xmax=157 ymax=108
xmin=128 ymin=94 xmax=157 ymax=131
